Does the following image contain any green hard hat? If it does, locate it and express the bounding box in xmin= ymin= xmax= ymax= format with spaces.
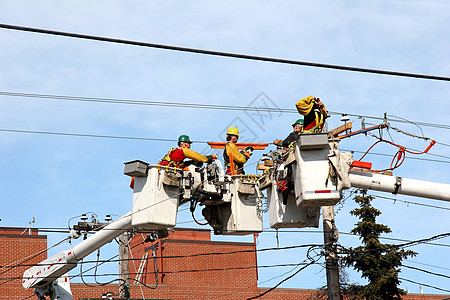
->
xmin=292 ymin=119 xmax=304 ymax=126
xmin=178 ymin=135 xmax=192 ymax=143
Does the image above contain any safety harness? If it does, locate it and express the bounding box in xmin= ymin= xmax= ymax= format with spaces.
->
xmin=223 ymin=144 xmax=246 ymax=175
xmin=159 ymin=147 xmax=185 ymax=168
xmin=303 ymin=108 xmax=325 ymax=133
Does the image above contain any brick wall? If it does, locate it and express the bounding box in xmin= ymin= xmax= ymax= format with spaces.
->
xmin=127 ymin=228 xmax=258 ymax=289
xmin=0 ymin=228 xmax=47 ymax=300
xmin=1 ymin=227 xmax=448 ymax=300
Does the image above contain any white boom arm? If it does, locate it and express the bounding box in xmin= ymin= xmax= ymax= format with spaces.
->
xmin=349 ymin=170 xmax=450 ymax=202
xmin=22 ymin=212 xmax=132 ymax=290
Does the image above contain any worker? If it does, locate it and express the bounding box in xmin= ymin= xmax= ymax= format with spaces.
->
xmin=295 ymin=96 xmax=328 ymax=133
xmin=273 ymin=118 xmax=303 ymax=148
xmin=223 ymin=127 xmax=253 ymax=175
xmin=159 ymin=135 xmax=216 ymax=169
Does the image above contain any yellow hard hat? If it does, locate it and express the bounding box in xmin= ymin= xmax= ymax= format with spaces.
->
xmin=226 ymin=127 xmax=239 ymax=136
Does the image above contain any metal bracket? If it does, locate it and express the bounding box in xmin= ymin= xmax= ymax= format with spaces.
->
xmin=393 ymin=176 xmax=402 ymax=195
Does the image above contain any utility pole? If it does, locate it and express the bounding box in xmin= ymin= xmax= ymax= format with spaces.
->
xmin=322 ymin=206 xmax=342 ymax=300
xmin=119 ymin=233 xmax=130 ymax=299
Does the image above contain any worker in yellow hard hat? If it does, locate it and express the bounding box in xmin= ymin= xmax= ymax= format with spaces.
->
xmin=274 ymin=118 xmax=304 ymax=148
xmin=159 ymin=135 xmax=216 ymax=169
xmin=223 ymin=127 xmax=253 ymax=175
xmin=295 ymin=96 xmax=328 ymax=133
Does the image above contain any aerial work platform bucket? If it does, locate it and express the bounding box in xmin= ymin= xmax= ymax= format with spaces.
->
xmin=124 ymin=161 xmax=180 ymax=230
xmin=293 ymin=134 xmax=342 ymax=207
xmin=267 ymin=163 xmax=320 ymax=228
xmin=267 ymin=170 xmax=320 ymax=229
xmin=220 ymin=175 xmax=264 ymax=235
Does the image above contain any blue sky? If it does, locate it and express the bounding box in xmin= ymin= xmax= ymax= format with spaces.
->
xmin=1 ymin=0 xmax=449 ymax=296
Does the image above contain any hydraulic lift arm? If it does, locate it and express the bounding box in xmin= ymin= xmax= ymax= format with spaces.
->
xmin=22 ymin=212 xmax=132 ymax=292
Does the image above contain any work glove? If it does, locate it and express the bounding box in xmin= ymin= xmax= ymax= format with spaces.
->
xmin=206 ymin=155 xmax=216 ymax=164
xmin=273 ymin=139 xmax=283 ymax=147
xmin=244 ymin=146 xmax=254 ymax=154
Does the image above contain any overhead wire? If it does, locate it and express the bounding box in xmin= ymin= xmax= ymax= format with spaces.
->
xmin=0 ymin=235 xmax=71 ymax=282
xmin=1 ymin=24 xmax=449 ymax=81
xmin=402 ymin=264 xmax=450 ymax=280
xmin=208 ymin=261 xmax=311 ymax=300
xmin=1 ymin=127 xmax=446 ymax=292
xmin=18 ymin=243 xmax=325 ymax=285
xmin=127 ymin=237 xmax=154 ymax=297
xmin=246 ymin=246 xmax=322 ymax=299
xmin=399 ymin=277 xmax=450 ymax=293
xmin=368 ymin=193 xmax=450 ymax=211
xmin=3 ymin=238 xmax=449 ymax=296
xmin=407 ymin=260 xmax=450 ymax=272
xmin=6 ymin=231 xmax=449 ymax=275
xmin=60 ymin=262 xmax=313 ymax=279
xmin=2 ymin=91 xmax=450 ymax=132
xmin=0 ymin=21 xmax=448 ymax=297
xmin=338 ymin=233 xmax=450 ymax=257
xmin=1 ymin=130 xmax=450 ymax=165
xmin=341 ymin=148 xmax=450 ymax=164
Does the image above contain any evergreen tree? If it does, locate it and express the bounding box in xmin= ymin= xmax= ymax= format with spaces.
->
xmin=341 ymin=190 xmax=416 ymax=299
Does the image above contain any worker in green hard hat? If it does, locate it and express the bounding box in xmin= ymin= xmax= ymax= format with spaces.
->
xmin=159 ymin=135 xmax=216 ymax=169
xmin=273 ymin=119 xmax=304 ymax=148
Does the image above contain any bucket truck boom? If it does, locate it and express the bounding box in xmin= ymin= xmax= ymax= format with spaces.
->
xmin=22 ymin=213 xmax=132 ymax=299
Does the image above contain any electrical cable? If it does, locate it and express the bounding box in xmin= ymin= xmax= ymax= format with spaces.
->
xmin=1 ymin=24 xmax=449 ymax=81
xmin=399 ymin=277 xmax=450 ymax=293
xmin=2 ymin=91 xmax=450 ymax=132
xmin=388 ymin=114 xmax=426 ymax=138
xmin=127 ymin=238 xmax=149 ymax=299
xmin=3 ymin=232 xmax=449 ymax=293
xmin=0 ymin=91 xmax=295 ymax=113
xmin=338 ymin=232 xmax=450 ymax=256
xmin=261 ymin=228 xmax=450 ymax=248
xmin=369 ymin=193 xmax=450 ymax=211
xmin=246 ymin=246 xmax=322 ymax=299
xmin=341 ymin=148 xmax=450 ymax=164
xmin=4 ymin=226 xmax=449 ymax=272
xmin=403 ymin=264 xmax=450 ymax=280
xmin=69 ymin=235 xmax=147 ymax=284
xmin=5 ymin=163 xmax=448 ymax=290
xmin=0 ymin=235 xmax=71 ymax=284
xmin=407 ymin=260 xmax=450 ymax=272
xmin=208 ymin=250 xmax=322 ymax=300
xmin=2 ymin=243 xmax=324 ymax=273
xmin=1 ymin=129 xmax=450 ymax=165
xmin=58 ymin=262 xmax=313 ymax=279
xmin=79 ymin=256 xmax=126 ymax=287
xmin=0 ymin=128 xmax=176 ymax=142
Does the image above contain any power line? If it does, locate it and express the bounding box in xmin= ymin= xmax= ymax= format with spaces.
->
xmin=263 ymin=229 xmax=450 ymax=248
xmin=0 ymin=91 xmax=294 ymax=113
xmin=5 ymin=230 xmax=449 ymax=272
xmin=0 ymin=128 xmax=176 ymax=142
xmin=247 ymin=258 xmax=319 ymax=299
xmin=403 ymin=264 xmax=450 ymax=280
xmin=2 ymin=127 xmax=450 ymax=163
xmin=399 ymin=277 xmax=450 ymax=293
xmin=369 ymin=193 xmax=450 ymax=211
xmin=334 ymin=111 xmax=450 ymax=131
xmin=344 ymin=149 xmax=450 ymax=164
xmin=1 ymin=243 xmax=323 ymax=270
xmin=1 ymin=24 xmax=449 ymax=82
xmin=15 ymin=262 xmax=307 ymax=280
xmin=338 ymin=233 xmax=450 ymax=256
xmin=2 ymin=91 xmax=450 ymax=131
xmin=407 ymin=260 xmax=450 ymax=272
